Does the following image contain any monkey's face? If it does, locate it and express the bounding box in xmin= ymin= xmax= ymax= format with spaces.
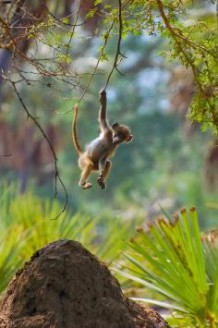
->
xmin=112 ymin=122 xmax=133 ymax=144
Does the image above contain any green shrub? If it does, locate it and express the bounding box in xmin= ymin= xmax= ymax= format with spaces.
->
xmin=119 ymin=208 xmax=218 ymax=328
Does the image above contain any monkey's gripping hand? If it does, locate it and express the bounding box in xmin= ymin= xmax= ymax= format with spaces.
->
xmin=99 ymin=89 xmax=106 ymax=107
xmin=99 ymin=89 xmax=106 ymax=96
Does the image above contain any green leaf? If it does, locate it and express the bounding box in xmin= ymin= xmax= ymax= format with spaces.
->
xmin=120 ymin=208 xmax=218 ymax=327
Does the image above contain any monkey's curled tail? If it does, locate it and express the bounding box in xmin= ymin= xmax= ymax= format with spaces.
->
xmin=72 ymin=104 xmax=83 ymax=155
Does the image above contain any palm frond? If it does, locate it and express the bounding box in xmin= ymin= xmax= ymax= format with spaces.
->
xmin=119 ymin=208 xmax=218 ymax=327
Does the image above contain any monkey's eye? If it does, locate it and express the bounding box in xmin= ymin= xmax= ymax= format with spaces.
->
xmin=114 ymin=132 xmax=125 ymax=139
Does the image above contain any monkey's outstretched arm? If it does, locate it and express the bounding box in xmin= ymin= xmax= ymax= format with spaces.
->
xmin=99 ymin=89 xmax=110 ymax=131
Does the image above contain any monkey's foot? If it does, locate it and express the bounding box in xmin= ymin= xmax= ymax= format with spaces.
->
xmin=97 ymin=176 xmax=105 ymax=190
xmin=80 ymin=182 xmax=92 ymax=189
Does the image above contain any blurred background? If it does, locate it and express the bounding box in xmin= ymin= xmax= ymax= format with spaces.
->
xmin=0 ymin=0 xmax=217 ymax=230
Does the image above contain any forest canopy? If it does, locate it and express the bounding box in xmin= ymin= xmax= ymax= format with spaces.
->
xmin=0 ymin=0 xmax=217 ymax=131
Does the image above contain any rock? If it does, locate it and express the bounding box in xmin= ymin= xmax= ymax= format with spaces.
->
xmin=0 ymin=240 xmax=170 ymax=328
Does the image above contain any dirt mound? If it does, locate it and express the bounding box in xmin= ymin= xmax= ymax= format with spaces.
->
xmin=0 ymin=240 xmax=170 ymax=328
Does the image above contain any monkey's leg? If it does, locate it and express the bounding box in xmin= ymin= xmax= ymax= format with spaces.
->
xmin=102 ymin=160 xmax=112 ymax=182
xmin=79 ymin=158 xmax=94 ymax=189
xmin=97 ymin=158 xmax=106 ymax=189
xmin=97 ymin=159 xmax=111 ymax=189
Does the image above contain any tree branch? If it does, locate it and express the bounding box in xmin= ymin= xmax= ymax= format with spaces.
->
xmin=10 ymin=80 xmax=68 ymax=220
xmin=104 ymin=0 xmax=125 ymax=90
xmin=156 ymin=0 xmax=218 ymax=129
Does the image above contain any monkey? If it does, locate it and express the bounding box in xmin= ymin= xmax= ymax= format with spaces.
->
xmin=72 ymin=89 xmax=133 ymax=190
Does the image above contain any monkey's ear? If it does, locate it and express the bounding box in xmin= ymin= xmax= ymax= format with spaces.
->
xmin=112 ymin=122 xmax=119 ymax=129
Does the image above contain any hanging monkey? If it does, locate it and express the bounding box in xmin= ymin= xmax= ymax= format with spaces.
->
xmin=72 ymin=89 xmax=133 ymax=189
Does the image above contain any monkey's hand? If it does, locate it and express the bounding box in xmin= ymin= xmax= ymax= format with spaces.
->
xmin=99 ymin=89 xmax=106 ymax=105
xmin=99 ymin=89 xmax=106 ymax=96
xmin=97 ymin=174 xmax=105 ymax=190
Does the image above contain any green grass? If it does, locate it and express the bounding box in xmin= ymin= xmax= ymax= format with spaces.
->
xmin=0 ymin=187 xmax=141 ymax=294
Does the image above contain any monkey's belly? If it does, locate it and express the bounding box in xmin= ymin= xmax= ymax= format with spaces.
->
xmin=86 ymin=140 xmax=115 ymax=161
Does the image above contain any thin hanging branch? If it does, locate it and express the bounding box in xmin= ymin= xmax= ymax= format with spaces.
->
xmin=104 ymin=0 xmax=125 ymax=90
xmin=73 ymin=0 xmax=125 ymax=113
xmin=10 ymin=80 xmax=68 ymax=220
xmin=76 ymin=22 xmax=115 ymax=105
xmin=72 ymin=0 xmax=127 ymax=109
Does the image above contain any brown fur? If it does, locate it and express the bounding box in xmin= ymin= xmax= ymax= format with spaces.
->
xmin=72 ymin=90 xmax=133 ymax=189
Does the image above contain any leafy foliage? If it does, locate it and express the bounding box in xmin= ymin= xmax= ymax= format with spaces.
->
xmin=96 ymin=0 xmax=218 ymax=132
xmin=118 ymin=208 xmax=218 ymax=327
xmin=0 ymin=226 xmax=25 ymax=293
xmin=6 ymin=0 xmax=215 ymax=131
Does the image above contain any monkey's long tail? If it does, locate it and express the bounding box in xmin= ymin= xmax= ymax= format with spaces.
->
xmin=72 ymin=104 xmax=83 ymax=155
